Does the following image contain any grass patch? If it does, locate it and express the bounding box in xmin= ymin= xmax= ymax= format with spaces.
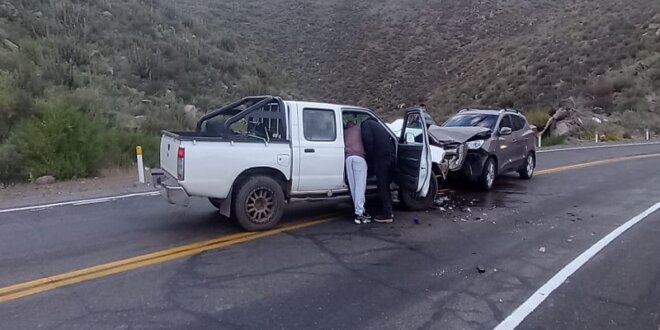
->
xmin=541 ymin=135 xmax=565 ymax=147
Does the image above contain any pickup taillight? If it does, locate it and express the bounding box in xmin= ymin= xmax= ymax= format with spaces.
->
xmin=176 ymin=147 xmax=185 ymax=181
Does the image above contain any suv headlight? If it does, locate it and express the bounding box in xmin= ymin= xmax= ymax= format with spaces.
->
xmin=466 ymin=139 xmax=485 ymax=150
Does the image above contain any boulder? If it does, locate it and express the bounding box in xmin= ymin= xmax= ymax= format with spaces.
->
xmin=554 ymin=122 xmax=572 ymax=136
xmin=649 ymin=23 xmax=660 ymax=30
xmin=0 ymin=1 xmax=18 ymax=18
xmin=101 ymin=10 xmax=113 ymax=18
xmin=33 ymin=11 xmax=42 ymax=18
xmin=35 ymin=175 xmax=56 ymax=185
xmin=183 ymin=104 xmax=197 ymax=114
xmin=3 ymin=38 xmax=18 ymax=52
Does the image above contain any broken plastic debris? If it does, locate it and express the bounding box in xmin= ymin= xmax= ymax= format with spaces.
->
xmin=539 ymin=246 xmax=547 ymax=253
xmin=476 ymin=266 xmax=486 ymax=273
xmin=414 ymin=218 xmax=421 ymax=224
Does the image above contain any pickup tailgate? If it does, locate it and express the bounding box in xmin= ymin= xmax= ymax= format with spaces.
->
xmin=160 ymin=132 xmax=181 ymax=177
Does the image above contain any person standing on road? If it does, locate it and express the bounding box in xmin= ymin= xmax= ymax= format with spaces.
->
xmin=344 ymin=121 xmax=371 ymax=224
xmin=361 ymin=117 xmax=396 ymax=223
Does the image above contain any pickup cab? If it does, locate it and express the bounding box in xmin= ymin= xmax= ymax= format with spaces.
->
xmin=153 ymin=96 xmax=452 ymax=231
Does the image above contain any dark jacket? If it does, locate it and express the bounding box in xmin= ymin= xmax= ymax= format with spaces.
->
xmin=360 ymin=118 xmax=396 ymax=164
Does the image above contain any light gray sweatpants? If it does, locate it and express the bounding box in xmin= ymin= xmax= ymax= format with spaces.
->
xmin=346 ymin=155 xmax=368 ymax=216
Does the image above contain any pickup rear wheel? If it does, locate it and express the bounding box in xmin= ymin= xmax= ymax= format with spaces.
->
xmin=233 ymin=176 xmax=285 ymax=231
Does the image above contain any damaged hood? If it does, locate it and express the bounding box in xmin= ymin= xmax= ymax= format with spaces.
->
xmin=428 ymin=126 xmax=491 ymax=144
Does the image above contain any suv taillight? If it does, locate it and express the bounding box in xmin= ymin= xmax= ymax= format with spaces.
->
xmin=176 ymin=147 xmax=185 ymax=181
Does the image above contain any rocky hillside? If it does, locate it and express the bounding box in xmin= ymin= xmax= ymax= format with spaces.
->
xmin=182 ymin=0 xmax=660 ymax=137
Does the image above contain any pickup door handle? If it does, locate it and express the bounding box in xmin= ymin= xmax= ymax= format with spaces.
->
xmin=304 ymin=148 xmax=315 ymax=153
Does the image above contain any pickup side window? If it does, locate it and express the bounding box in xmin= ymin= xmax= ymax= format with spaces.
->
xmin=303 ymin=108 xmax=336 ymax=142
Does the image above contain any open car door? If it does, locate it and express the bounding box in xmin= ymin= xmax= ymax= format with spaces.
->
xmin=396 ymin=109 xmax=433 ymax=198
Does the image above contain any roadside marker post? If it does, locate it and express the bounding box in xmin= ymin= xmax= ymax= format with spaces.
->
xmin=136 ymin=146 xmax=145 ymax=184
xmin=646 ymin=129 xmax=650 ymax=141
xmin=537 ymin=135 xmax=542 ymax=148
xmin=595 ymin=130 xmax=599 ymax=143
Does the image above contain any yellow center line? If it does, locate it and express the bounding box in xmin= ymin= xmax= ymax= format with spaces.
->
xmin=535 ymin=152 xmax=660 ymax=176
xmin=1 ymin=152 xmax=659 ymax=303
xmin=0 ymin=215 xmax=335 ymax=303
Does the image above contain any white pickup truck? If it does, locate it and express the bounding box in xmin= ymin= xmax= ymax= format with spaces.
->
xmin=153 ymin=96 xmax=458 ymax=231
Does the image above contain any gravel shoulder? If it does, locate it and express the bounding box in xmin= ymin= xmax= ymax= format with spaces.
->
xmin=0 ymin=168 xmax=156 ymax=209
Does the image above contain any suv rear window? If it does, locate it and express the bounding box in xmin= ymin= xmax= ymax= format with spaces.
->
xmin=442 ymin=114 xmax=498 ymax=129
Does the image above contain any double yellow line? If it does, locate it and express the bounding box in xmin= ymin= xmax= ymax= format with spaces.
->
xmin=0 ymin=217 xmax=333 ymax=303
xmin=1 ymin=152 xmax=660 ymax=304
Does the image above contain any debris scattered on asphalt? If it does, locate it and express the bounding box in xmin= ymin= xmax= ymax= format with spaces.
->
xmin=476 ymin=266 xmax=486 ymax=273
xmin=567 ymin=238 xmax=574 ymax=243
xmin=438 ymin=207 xmax=446 ymax=211
xmin=414 ymin=218 xmax=421 ymax=224
xmin=475 ymin=217 xmax=482 ymax=221
xmin=460 ymin=218 xmax=467 ymax=222
xmin=539 ymin=246 xmax=547 ymax=253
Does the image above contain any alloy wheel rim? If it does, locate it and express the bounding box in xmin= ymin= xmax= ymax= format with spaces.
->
xmin=526 ymin=155 xmax=534 ymax=175
xmin=486 ymin=162 xmax=495 ymax=187
xmin=245 ymin=187 xmax=275 ymax=224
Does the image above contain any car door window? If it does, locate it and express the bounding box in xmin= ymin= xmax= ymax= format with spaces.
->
xmin=303 ymin=109 xmax=336 ymax=141
xmin=512 ymin=116 xmax=525 ymax=131
xmin=499 ymin=115 xmax=512 ymax=130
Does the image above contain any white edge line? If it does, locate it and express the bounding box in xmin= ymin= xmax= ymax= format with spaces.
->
xmin=538 ymin=141 xmax=660 ymax=153
xmin=494 ymin=202 xmax=660 ymax=330
xmin=0 ymin=191 xmax=161 ymax=214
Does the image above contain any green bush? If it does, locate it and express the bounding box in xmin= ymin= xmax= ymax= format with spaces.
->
xmin=101 ymin=130 xmax=160 ymax=168
xmin=10 ymin=99 xmax=103 ymax=180
xmin=524 ymin=108 xmax=551 ymax=129
xmin=541 ymin=135 xmax=565 ymax=146
xmin=0 ymin=142 xmax=25 ymax=183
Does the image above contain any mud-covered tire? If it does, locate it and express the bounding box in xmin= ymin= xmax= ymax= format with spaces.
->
xmin=479 ymin=157 xmax=497 ymax=191
xmin=233 ymin=176 xmax=285 ymax=231
xmin=399 ymin=174 xmax=438 ymax=211
xmin=518 ymin=152 xmax=535 ymax=179
xmin=208 ymin=198 xmax=222 ymax=209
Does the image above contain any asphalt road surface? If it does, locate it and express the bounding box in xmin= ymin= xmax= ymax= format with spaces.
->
xmin=1 ymin=142 xmax=660 ymax=329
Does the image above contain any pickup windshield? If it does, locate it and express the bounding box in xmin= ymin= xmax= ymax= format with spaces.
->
xmin=442 ymin=114 xmax=498 ymax=129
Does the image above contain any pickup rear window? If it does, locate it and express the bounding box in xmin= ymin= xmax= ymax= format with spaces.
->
xmin=303 ymin=109 xmax=336 ymax=141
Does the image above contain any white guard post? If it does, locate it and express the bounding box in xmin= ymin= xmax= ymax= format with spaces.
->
xmin=136 ymin=146 xmax=145 ymax=184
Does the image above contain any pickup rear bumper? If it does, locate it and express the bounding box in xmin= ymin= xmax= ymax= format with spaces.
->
xmin=151 ymin=169 xmax=190 ymax=206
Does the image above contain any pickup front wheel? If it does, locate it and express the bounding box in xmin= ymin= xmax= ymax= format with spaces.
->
xmin=233 ymin=176 xmax=285 ymax=231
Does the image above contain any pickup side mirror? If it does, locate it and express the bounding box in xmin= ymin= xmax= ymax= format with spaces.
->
xmin=405 ymin=132 xmax=416 ymax=144
xmin=499 ymin=127 xmax=512 ymax=136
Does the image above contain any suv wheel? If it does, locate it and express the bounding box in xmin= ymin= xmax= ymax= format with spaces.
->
xmin=518 ymin=153 xmax=535 ymax=179
xmin=479 ymin=157 xmax=496 ymax=191
xmin=233 ymin=176 xmax=285 ymax=231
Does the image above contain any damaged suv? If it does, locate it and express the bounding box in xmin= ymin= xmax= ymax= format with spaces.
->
xmin=430 ymin=108 xmax=537 ymax=190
